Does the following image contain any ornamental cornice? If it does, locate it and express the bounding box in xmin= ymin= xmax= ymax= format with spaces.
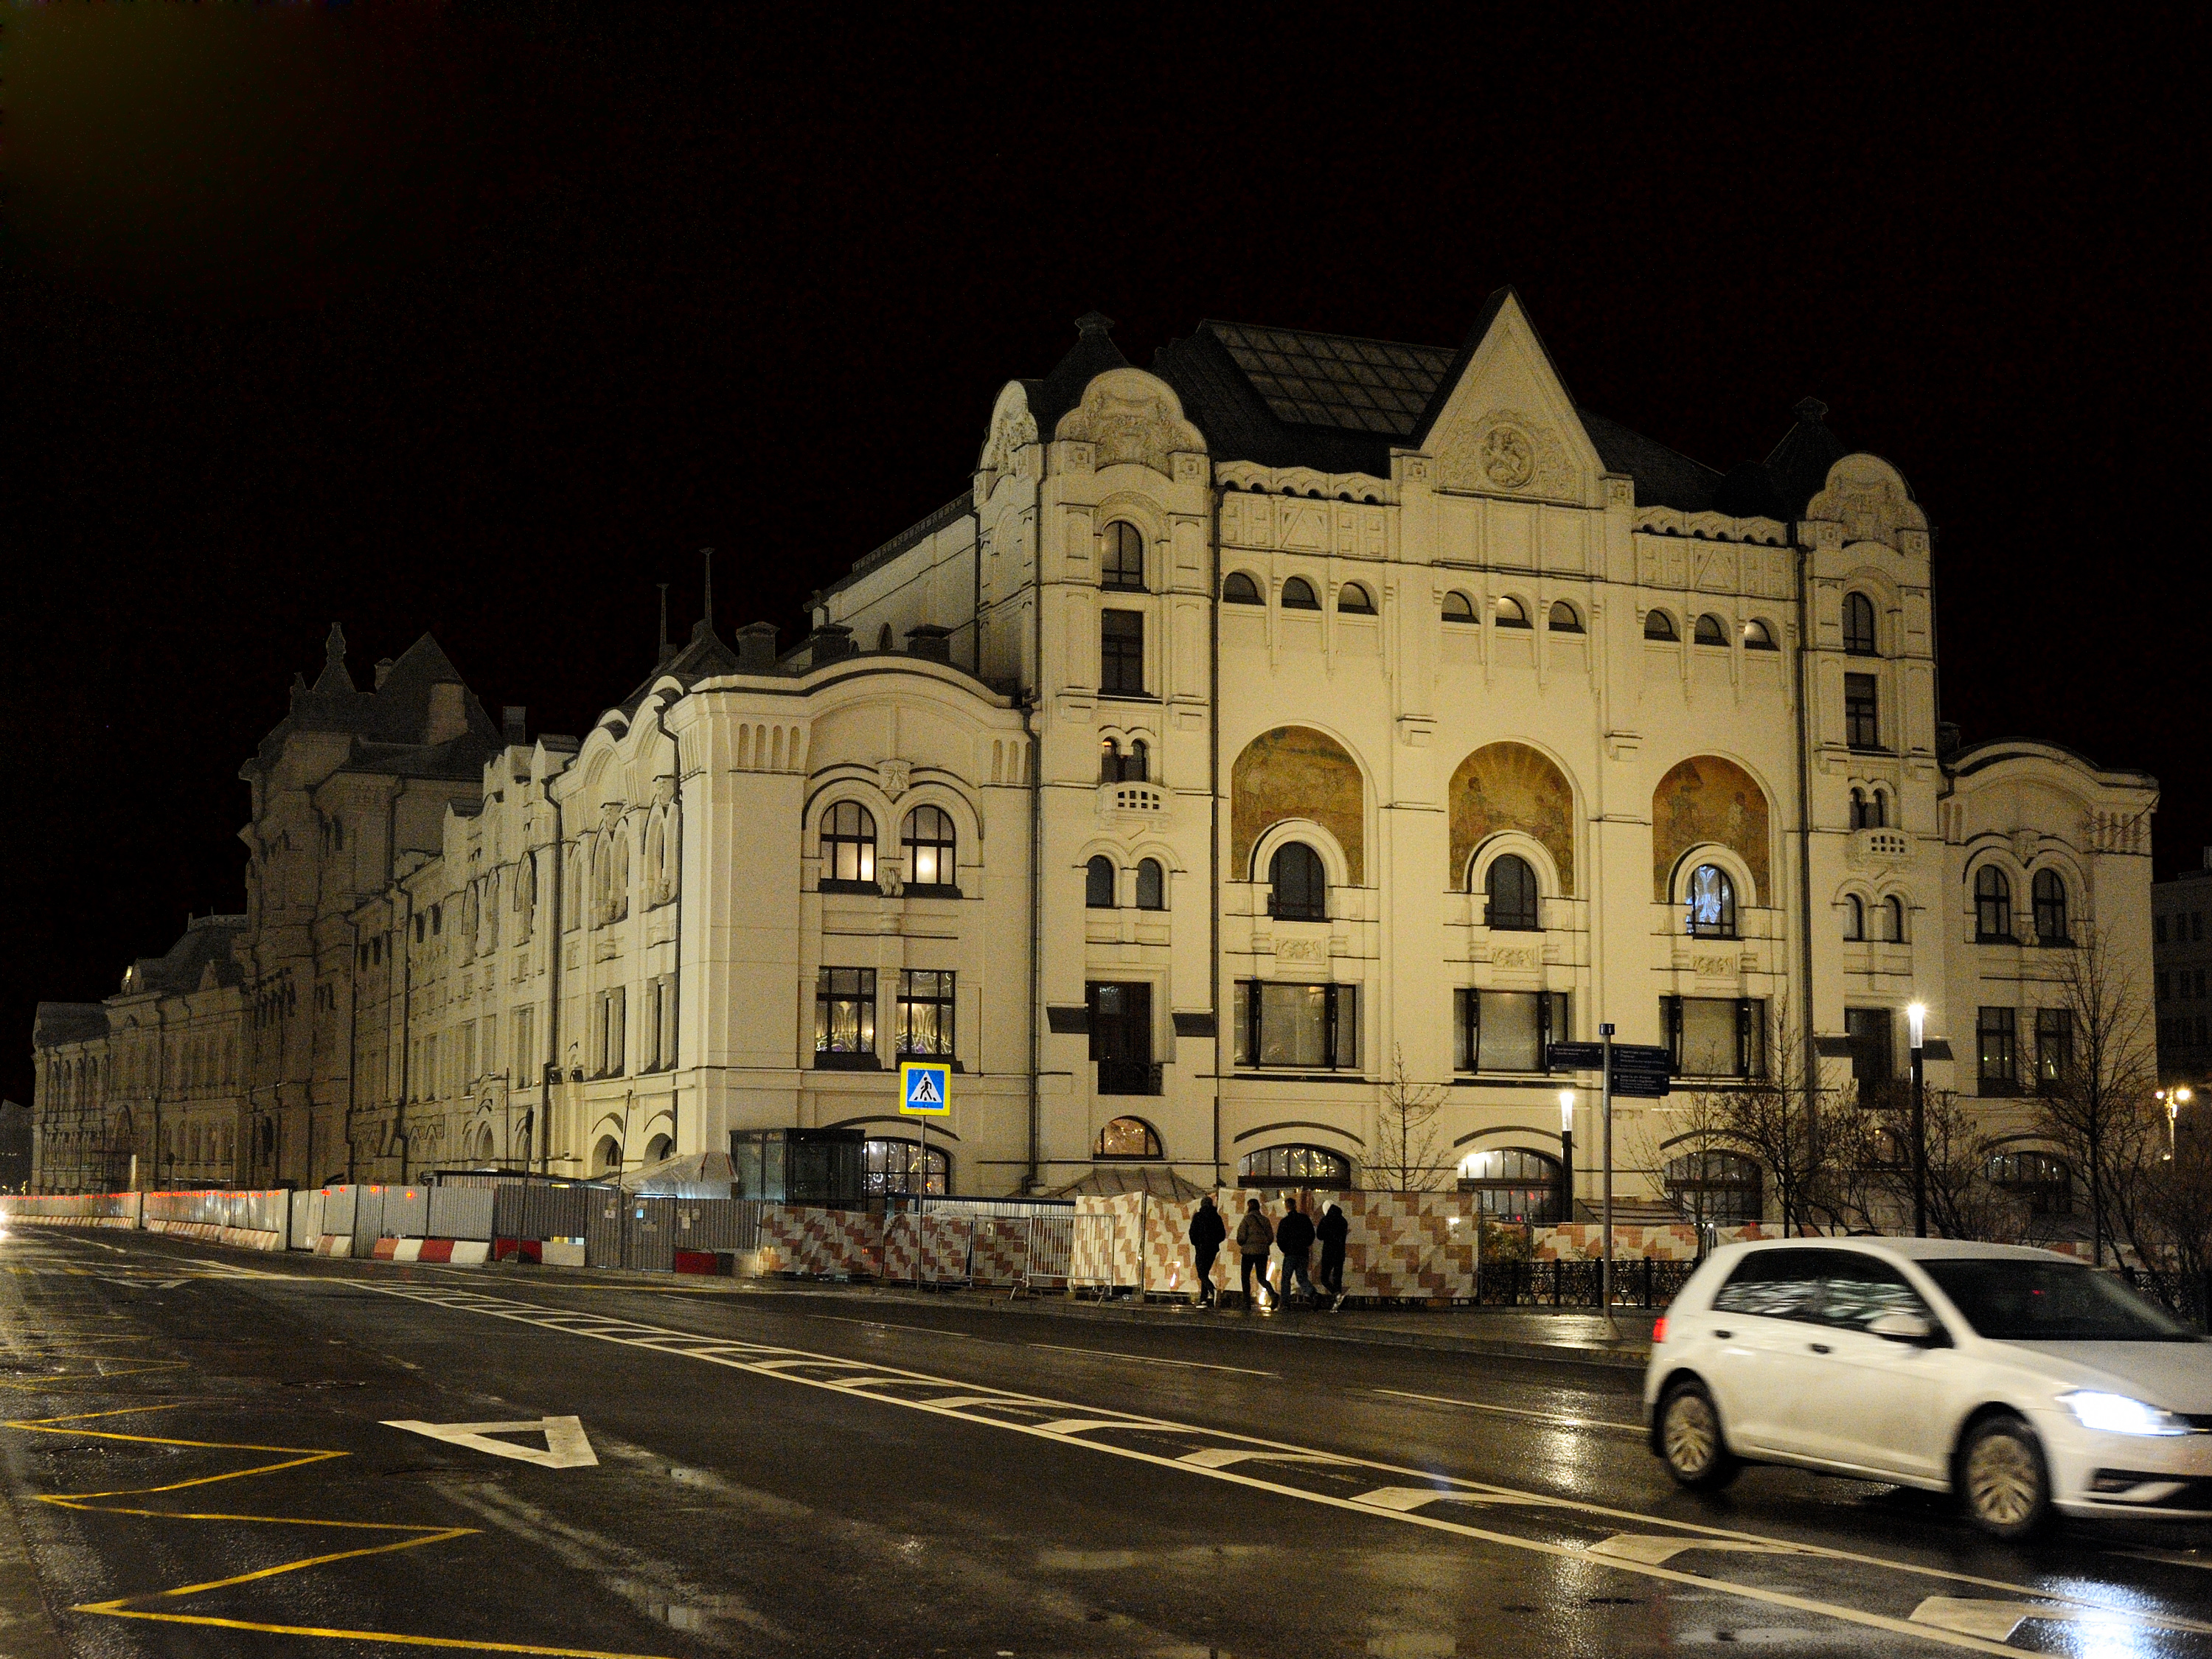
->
xmin=1214 ymin=462 xmax=1395 ymax=504
xmin=1632 ymin=507 xmax=1790 ymax=547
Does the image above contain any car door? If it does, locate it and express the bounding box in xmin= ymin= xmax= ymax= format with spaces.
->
xmin=1792 ymin=1252 xmax=1952 ymax=1481
xmin=1703 ymin=1248 xmax=1830 ymax=1454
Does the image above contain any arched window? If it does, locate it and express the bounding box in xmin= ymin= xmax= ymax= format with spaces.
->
xmin=1126 ymin=737 xmax=1149 ymax=782
xmin=593 ymin=1135 xmax=622 ymax=1178
xmin=1986 ymin=1151 xmax=2072 ymax=1216
xmin=1280 ymin=576 xmax=1320 ymax=611
xmin=1685 ymin=864 xmax=1737 ymax=938
xmin=877 ymin=623 xmax=894 ymax=652
xmin=1644 ymin=610 xmax=1678 ymax=641
xmin=1843 ymin=591 xmax=1878 ymax=655
xmin=1494 ymin=596 xmax=1531 ymax=628
xmin=1135 ymin=858 xmax=1166 ymax=911
xmin=1338 ymin=582 xmax=1376 ymax=615
xmin=862 ymin=1137 xmax=949 ymax=1197
xmin=1102 ymin=521 xmax=1145 ymax=591
xmin=2032 ymin=869 xmax=2070 ymax=944
xmin=1885 ymin=895 xmax=1906 ymax=943
xmin=1694 ymin=613 xmax=1729 ymax=647
xmin=1548 ymin=600 xmax=1583 ymax=633
xmin=1975 ymin=865 xmax=2013 ymax=941
xmin=1239 ymin=1144 xmax=1350 ymax=1189
xmin=902 ymin=804 xmax=957 ymax=889
xmin=1441 ymin=591 xmax=1477 ymax=623
xmin=1268 ymin=842 xmax=1326 ymax=921
xmin=1456 ymin=1147 xmax=1562 ymax=1223
xmin=1742 ymin=619 xmax=1778 ymax=650
xmin=1484 ymin=854 xmax=1540 ymax=931
xmin=1848 ymin=787 xmax=1868 ymax=829
xmin=1222 ymin=571 xmax=1262 ymax=605
xmin=821 ymin=802 xmax=877 ymax=887
xmin=1843 ymin=894 xmax=1865 ymax=941
xmin=1666 ymin=1150 xmax=1761 ymax=1224
xmin=1094 ymin=1116 xmax=1162 ymax=1158
xmin=1085 ymin=855 xmax=1117 ymax=908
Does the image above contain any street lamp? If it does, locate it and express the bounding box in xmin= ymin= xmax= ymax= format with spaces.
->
xmin=1557 ymin=1090 xmax=1576 ymax=1225
xmin=1907 ymin=1001 xmax=1928 ymax=1239
xmin=2156 ymin=1086 xmax=2193 ymax=1161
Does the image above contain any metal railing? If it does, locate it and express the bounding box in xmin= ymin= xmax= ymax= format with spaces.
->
xmin=1475 ymin=1256 xmax=1697 ymax=1310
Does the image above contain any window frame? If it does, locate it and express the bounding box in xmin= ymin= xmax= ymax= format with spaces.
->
xmin=1684 ymin=863 xmax=1738 ymax=939
xmin=1238 ymin=1143 xmax=1352 ymax=1189
xmin=1100 ymin=521 xmax=1146 ymax=592
xmin=1455 ymin=988 xmax=1568 ymax=1074
xmin=2031 ymin=869 xmax=2070 ymax=944
xmin=1843 ymin=591 xmax=1879 ymax=656
xmin=901 ymin=804 xmax=959 ymax=894
xmin=1844 ymin=672 xmax=1881 ymax=750
xmin=894 ymin=968 xmax=956 ymax=1060
xmin=1094 ymin=1116 xmax=1163 ymax=1159
xmin=861 ymin=1136 xmax=947 ymax=1197
xmin=820 ymin=801 xmax=879 ymax=891
xmin=1483 ymin=853 xmax=1540 ymax=931
xmin=1456 ymin=1147 xmax=1562 ymax=1224
xmin=2034 ymin=1006 xmax=2073 ymax=1093
xmin=1843 ymin=894 xmax=1865 ymax=940
xmin=813 ymin=967 xmax=880 ymax=1069
xmin=1085 ymin=855 xmax=1117 ymax=909
xmin=1974 ymin=865 xmax=2014 ymax=942
xmin=1279 ymin=576 xmax=1321 ymax=611
xmin=1663 ymin=995 xmax=1767 ymax=1079
xmin=1236 ymin=981 xmax=1360 ymax=1073
xmin=1977 ymin=1004 xmax=2019 ymax=1096
xmin=1100 ymin=608 xmax=1146 ymax=695
xmin=1267 ymin=841 xmax=1328 ymax=921
xmin=1134 ymin=857 xmax=1166 ymax=911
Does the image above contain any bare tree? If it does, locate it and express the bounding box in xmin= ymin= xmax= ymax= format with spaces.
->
xmin=1624 ymin=1087 xmax=1732 ymax=1228
xmin=1700 ymin=998 xmax=1835 ymax=1235
xmin=2134 ymin=1116 xmax=2212 ymax=1321
xmin=2034 ymin=921 xmax=2156 ymax=1267
xmin=1855 ymin=1087 xmax=2019 ymax=1241
xmin=1368 ymin=1045 xmax=1446 ymax=1192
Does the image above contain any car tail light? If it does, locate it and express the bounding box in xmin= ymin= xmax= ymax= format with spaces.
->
xmin=1652 ymin=1315 xmax=1668 ymax=1346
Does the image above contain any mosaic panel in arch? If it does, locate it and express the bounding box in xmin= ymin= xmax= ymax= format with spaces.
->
xmin=1652 ymin=756 xmax=1770 ymax=900
xmin=1231 ymin=726 xmax=1364 ymax=883
xmin=1448 ymin=741 xmax=1575 ymax=894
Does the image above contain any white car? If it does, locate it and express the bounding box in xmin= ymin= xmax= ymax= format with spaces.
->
xmin=1645 ymin=1237 xmax=2212 ymax=1537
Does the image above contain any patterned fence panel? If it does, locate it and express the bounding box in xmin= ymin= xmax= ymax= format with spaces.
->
xmin=762 ymin=1206 xmax=884 ymax=1279
xmin=969 ymin=1219 xmax=1029 ymax=1287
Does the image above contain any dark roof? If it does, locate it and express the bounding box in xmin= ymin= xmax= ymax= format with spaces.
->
xmin=257 ymin=630 xmax=503 ymax=785
xmin=125 ymin=915 xmax=247 ymax=998
xmin=1152 ymin=299 xmax=1723 ymax=509
xmin=1020 ymin=310 xmax=1130 ymax=435
xmin=819 ymin=490 xmax=975 ymax=602
xmin=619 ymin=619 xmax=742 ymax=716
xmin=35 ymin=1003 xmax=108 ymax=1048
xmin=1759 ymin=398 xmax=1851 ymax=519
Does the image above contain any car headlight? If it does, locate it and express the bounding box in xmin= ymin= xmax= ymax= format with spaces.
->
xmin=2059 ymin=1389 xmax=2191 ymax=1437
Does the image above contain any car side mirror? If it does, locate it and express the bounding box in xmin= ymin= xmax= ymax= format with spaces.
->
xmin=1869 ymin=1310 xmax=1934 ymax=1344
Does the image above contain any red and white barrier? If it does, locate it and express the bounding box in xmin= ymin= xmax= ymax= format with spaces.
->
xmin=368 ymin=1237 xmax=490 ymax=1265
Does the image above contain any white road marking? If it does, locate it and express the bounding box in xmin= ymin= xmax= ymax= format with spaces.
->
xmin=1373 ymin=1386 xmax=1641 ymax=1434
xmin=1178 ymin=1447 xmax=1350 ymax=1470
xmin=1025 ymin=1341 xmax=1275 ymax=1377
xmin=358 ymin=1281 xmax=2174 ymax=1655
xmin=1911 ymin=1596 xmax=2212 ymax=1641
xmin=383 ymin=1414 xmax=599 ymax=1470
xmin=1590 ymin=1534 xmax=1811 ymax=1566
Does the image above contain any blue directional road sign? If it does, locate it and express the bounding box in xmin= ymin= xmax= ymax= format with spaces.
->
xmin=898 ymin=1060 xmax=951 ymax=1116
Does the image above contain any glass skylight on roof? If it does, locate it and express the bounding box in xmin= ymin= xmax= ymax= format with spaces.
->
xmin=1207 ymin=321 xmax=1455 ymax=435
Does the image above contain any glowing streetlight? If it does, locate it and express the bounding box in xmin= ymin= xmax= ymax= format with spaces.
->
xmin=1907 ymin=1002 xmax=1929 ymax=1237
xmin=2157 ymin=1085 xmax=2194 ymax=1161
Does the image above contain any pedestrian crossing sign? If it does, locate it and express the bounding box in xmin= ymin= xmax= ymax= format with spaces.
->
xmin=898 ymin=1060 xmax=951 ymax=1116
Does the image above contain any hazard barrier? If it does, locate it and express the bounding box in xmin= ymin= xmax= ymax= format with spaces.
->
xmin=0 ymin=1192 xmax=143 ymax=1230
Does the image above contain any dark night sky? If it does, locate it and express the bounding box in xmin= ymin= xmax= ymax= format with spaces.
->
xmin=4 ymin=6 xmax=2208 ymax=1103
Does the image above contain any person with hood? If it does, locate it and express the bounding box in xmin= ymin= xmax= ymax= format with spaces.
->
xmin=1275 ymin=1197 xmax=1318 ymax=1308
xmin=1234 ymin=1197 xmax=1276 ymax=1309
xmin=1189 ymin=1194 xmax=1226 ymax=1307
xmin=1315 ymin=1201 xmax=1349 ymax=1310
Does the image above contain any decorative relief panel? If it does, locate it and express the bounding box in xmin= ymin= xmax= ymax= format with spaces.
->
xmin=1804 ymin=455 xmax=1929 ymax=552
xmin=1435 ymin=408 xmax=1575 ymax=501
xmin=1053 ymin=368 xmax=1206 ymax=479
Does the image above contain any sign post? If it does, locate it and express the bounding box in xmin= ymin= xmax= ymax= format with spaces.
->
xmin=897 ymin=1057 xmax=951 ymax=1195
xmin=1547 ymin=1034 xmax=1669 ymax=1338
xmin=1601 ymin=1022 xmax=1615 ymax=1336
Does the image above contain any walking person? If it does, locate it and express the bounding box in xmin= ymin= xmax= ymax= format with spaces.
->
xmin=1275 ymin=1197 xmax=1318 ymax=1309
xmin=1234 ymin=1197 xmax=1275 ymax=1310
xmin=1189 ymin=1194 xmax=1225 ymax=1307
xmin=1315 ymin=1201 xmax=1349 ymax=1311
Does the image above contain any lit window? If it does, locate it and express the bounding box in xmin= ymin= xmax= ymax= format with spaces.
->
xmin=1236 ymin=983 xmax=1359 ymax=1071
xmin=1455 ymin=990 xmax=1567 ymax=1073
xmin=902 ymin=805 xmax=957 ymax=889
xmin=821 ymin=802 xmax=877 ymax=888
xmin=1663 ymin=995 xmax=1765 ymax=1079
xmin=1457 ymin=1147 xmax=1562 ymax=1223
xmin=1495 ymin=596 xmax=1531 ymax=628
xmin=862 ymin=1138 xmax=947 ymax=1197
xmin=1094 ymin=1116 xmax=1161 ymax=1158
xmin=1686 ymin=864 xmax=1736 ymax=938
xmin=896 ymin=969 xmax=955 ymax=1059
xmin=814 ymin=967 xmax=877 ymax=1067
xmin=1239 ymin=1144 xmax=1351 ymax=1188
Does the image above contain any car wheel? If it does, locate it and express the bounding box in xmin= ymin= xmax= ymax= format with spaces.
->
xmin=1658 ymin=1380 xmax=1740 ymax=1491
xmin=1959 ymin=1414 xmax=2050 ymax=1540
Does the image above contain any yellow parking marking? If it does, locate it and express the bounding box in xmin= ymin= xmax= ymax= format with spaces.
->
xmin=5 ymin=1380 xmax=675 ymax=1656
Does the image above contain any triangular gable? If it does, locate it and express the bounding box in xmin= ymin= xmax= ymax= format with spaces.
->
xmin=1411 ymin=288 xmax=1606 ymax=507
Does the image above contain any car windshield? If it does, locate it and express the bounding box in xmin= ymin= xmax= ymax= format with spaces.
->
xmin=1920 ymin=1259 xmax=2197 ymax=1343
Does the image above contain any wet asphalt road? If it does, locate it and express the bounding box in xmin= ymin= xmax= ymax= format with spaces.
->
xmin=1 ymin=1230 xmax=2208 ymax=1658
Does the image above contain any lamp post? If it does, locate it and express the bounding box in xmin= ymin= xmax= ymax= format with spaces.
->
xmin=1907 ymin=1001 xmax=1928 ymax=1239
xmin=1557 ymin=1090 xmax=1576 ymax=1226
xmin=2157 ymin=1086 xmax=2194 ymax=1161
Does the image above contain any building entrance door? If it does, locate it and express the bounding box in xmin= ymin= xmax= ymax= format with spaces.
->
xmin=1087 ymin=981 xmax=1155 ymax=1096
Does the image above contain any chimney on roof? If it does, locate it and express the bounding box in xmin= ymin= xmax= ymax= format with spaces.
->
xmin=737 ymin=621 xmax=778 ymax=674
xmin=375 ymin=658 xmax=394 ymax=690
xmin=905 ymin=625 xmax=953 ymax=663
xmin=502 ymin=706 xmax=527 ymax=745
xmin=808 ymin=623 xmax=855 ymax=667
xmin=423 ymin=682 xmax=467 ymax=745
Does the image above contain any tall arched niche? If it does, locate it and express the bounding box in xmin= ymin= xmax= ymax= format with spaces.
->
xmin=1652 ymin=757 xmax=1770 ymax=900
xmin=1231 ymin=727 xmax=1364 ymax=883
xmin=1448 ymin=742 xmax=1576 ymax=894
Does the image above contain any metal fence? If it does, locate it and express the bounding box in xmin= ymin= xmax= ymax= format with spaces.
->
xmin=1475 ymin=1256 xmax=1698 ymax=1310
xmin=490 ymin=1180 xmax=608 ymax=1246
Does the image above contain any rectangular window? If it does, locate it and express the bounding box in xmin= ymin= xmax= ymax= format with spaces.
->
xmin=2034 ymin=1007 xmax=2072 ymax=1093
xmin=1844 ymin=672 xmax=1880 ymax=750
xmin=1844 ymin=1006 xmax=1893 ymax=1090
xmin=596 ymin=987 xmax=626 ymax=1077
xmin=814 ymin=967 xmax=878 ymax=1068
xmin=1977 ymin=1006 xmax=2017 ymax=1096
xmin=1235 ymin=981 xmax=1359 ymax=1071
xmin=512 ymin=1005 xmax=536 ymax=1083
xmin=896 ymin=969 xmax=956 ymax=1059
xmin=1100 ymin=609 xmax=1145 ymax=695
xmin=1455 ymin=990 xmax=1568 ymax=1073
xmin=1663 ymin=996 xmax=1767 ymax=1079
xmin=655 ymin=973 xmax=678 ymax=1071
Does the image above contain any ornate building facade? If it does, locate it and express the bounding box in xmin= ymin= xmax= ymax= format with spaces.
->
xmin=29 ymin=292 xmax=2158 ymax=1220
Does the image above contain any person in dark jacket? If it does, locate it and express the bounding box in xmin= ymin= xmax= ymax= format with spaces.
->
xmin=1189 ymin=1194 xmax=1226 ymax=1307
xmin=1275 ymin=1198 xmax=1318 ymax=1308
xmin=1234 ymin=1198 xmax=1276 ymax=1309
xmin=1315 ymin=1202 xmax=1349 ymax=1310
